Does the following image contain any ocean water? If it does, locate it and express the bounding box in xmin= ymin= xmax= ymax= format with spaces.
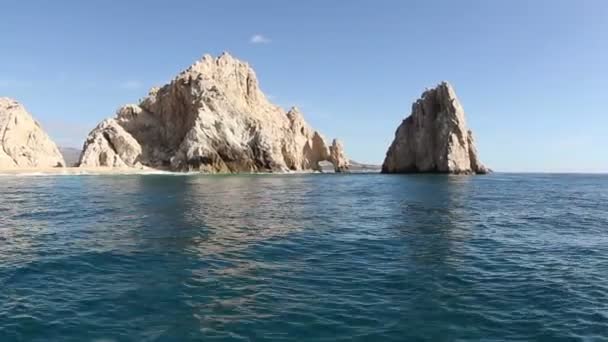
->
xmin=0 ymin=173 xmax=607 ymax=341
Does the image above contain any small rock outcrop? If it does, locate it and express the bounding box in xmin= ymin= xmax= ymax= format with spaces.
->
xmin=382 ymin=82 xmax=488 ymax=174
xmin=79 ymin=53 xmax=349 ymax=173
xmin=0 ymin=98 xmax=65 ymax=168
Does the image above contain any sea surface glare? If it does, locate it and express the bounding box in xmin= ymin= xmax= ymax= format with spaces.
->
xmin=0 ymin=173 xmax=607 ymax=341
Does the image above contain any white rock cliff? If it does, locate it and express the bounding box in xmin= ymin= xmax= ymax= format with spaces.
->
xmin=382 ymin=82 xmax=488 ymax=174
xmin=79 ymin=53 xmax=349 ymax=173
xmin=0 ymin=98 xmax=65 ymax=168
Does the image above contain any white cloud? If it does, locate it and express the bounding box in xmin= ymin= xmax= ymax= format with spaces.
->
xmin=119 ymin=80 xmax=142 ymax=89
xmin=250 ymin=34 xmax=271 ymax=44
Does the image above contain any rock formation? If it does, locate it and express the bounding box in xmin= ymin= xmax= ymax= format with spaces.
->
xmin=382 ymin=82 xmax=488 ymax=174
xmin=79 ymin=53 xmax=349 ymax=173
xmin=0 ymin=98 xmax=65 ymax=168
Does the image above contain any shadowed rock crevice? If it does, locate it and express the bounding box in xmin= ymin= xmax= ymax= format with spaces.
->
xmin=79 ymin=53 xmax=349 ymax=173
xmin=382 ymin=82 xmax=488 ymax=174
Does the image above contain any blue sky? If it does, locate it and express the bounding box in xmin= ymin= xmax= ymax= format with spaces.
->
xmin=1 ymin=0 xmax=606 ymax=172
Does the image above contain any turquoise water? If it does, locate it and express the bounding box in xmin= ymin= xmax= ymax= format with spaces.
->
xmin=1 ymin=173 xmax=607 ymax=341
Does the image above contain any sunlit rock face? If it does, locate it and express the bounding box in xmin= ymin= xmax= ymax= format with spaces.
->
xmin=0 ymin=98 xmax=65 ymax=168
xmin=79 ymin=53 xmax=349 ymax=173
xmin=382 ymin=82 xmax=488 ymax=174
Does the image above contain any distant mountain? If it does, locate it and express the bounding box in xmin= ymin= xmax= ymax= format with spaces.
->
xmin=319 ymin=159 xmax=380 ymax=173
xmin=59 ymin=147 xmax=81 ymax=167
xmin=349 ymin=160 xmax=381 ymax=171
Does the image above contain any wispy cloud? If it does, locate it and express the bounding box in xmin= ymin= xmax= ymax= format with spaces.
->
xmin=250 ymin=34 xmax=271 ymax=44
xmin=119 ymin=80 xmax=142 ymax=90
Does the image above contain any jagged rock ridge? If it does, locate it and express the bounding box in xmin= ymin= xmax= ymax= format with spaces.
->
xmin=79 ymin=53 xmax=349 ymax=173
xmin=382 ymin=82 xmax=488 ymax=174
xmin=0 ymin=98 xmax=65 ymax=168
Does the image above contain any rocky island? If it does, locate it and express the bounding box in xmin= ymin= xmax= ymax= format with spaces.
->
xmin=0 ymin=61 xmax=488 ymax=175
xmin=0 ymin=97 xmax=65 ymax=168
xmin=382 ymin=82 xmax=488 ymax=174
xmin=79 ymin=53 xmax=349 ymax=173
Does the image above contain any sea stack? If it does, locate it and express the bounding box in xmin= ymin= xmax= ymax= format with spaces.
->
xmin=0 ymin=98 xmax=65 ymax=168
xmin=382 ymin=82 xmax=488 ymax=174
xmin=79 ymin=53 xmax=349 ymax=173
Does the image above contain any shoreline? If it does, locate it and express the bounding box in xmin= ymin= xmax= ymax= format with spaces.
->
xmin=1 ymin=168 xmax=604 ymax=176
xmin=0 ymin=167 xmax=165 ymax=176
xmin=0 ymin=167 xmax=382 ymax=176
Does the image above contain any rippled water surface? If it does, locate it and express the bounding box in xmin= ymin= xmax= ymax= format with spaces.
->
xmin=1 ymin=173 xmax=607 ymax=341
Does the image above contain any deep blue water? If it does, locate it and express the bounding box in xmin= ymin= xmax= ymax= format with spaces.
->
xmin=1 ymin=173 xmax=607 ymax=341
